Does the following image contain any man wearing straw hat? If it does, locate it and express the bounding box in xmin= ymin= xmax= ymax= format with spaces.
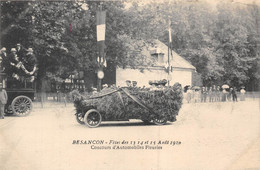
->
xmin=9 ymin=48 xmax=19 ymax=65
xmin=0 ymin=47 xmax=7 ymax=57
xmin=8 ymin=48 xmax=21 ymax=80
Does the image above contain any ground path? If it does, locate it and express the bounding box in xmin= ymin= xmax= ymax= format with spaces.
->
xmin=0 ymin=101 xmax=259 ymax=170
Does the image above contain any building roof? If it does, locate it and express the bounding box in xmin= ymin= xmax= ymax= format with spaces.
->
xmin=150 ymin=39 xmax=196 ymax=70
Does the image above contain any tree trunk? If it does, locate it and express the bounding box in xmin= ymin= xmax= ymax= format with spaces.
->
xmin=84 ymin=69 xmax=96 ymax=92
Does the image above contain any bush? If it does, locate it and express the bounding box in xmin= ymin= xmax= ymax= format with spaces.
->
xmin=71 ymin=83 xmax=183 ymax=122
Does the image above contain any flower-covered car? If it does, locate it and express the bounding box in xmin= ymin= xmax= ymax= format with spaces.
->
xmin=71 ymin=83 xmax=183 ymax=128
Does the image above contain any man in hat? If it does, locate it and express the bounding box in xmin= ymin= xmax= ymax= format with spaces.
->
xmin=0 ymin=47 xmax=7 ymax=56
xmin=16 ymin=43 xmax=25 ymax=61
xmin=216 ymin=86 xmax=221 ymax=102
xmin=126 ymin=80 xmax=132 ymax=87
xmin=7 ymin=48 xmax=22 ymax=81
xmin=201 ymin=86 xmax=207 ymax=102
xmin=230 ymin=87 xmax=238 ymax=102
xmin=23 ymin=48 xmax=37 ymax=75
xmin=18 ymin=48 xmax=37 ymax=83
xmin=0 ymin=82 xmax=8 ymax=119
xmin=9 ymin=48 xmax=19 ymax=65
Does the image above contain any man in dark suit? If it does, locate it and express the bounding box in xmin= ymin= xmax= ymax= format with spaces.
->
xmin=23 ymin=48 xmax=37 ymax=74
xmin=16 ymin=43 xmax=26 ymax=61
xmin=201 ymin=86 xmax=207 ymax=102
xmin=22 ymin=48 xmax=37 ymax=82
xmin=230 ymin=87 xmax=238 ymax=102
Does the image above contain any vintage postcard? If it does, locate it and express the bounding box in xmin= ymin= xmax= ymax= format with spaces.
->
xmin=0 ymin=0 xmax=259 ymax=169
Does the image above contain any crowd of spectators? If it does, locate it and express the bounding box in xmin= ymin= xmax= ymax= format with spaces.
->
xmin=184 ymin=85 xmax=246 ymax=103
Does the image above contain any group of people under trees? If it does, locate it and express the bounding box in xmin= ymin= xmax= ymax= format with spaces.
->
xmin=0 ymin=43 xmax=37 ymax=87
xmin=185 ymin=85 xmax=246 ymax=103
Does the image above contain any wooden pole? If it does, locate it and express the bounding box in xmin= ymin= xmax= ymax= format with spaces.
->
xmin=167 ymin=17 xmax=170 ymax=86
xmin=96 ymin=3 xmax=106 ymax=92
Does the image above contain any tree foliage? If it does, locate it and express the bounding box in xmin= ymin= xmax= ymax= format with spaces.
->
xmin=125 ymin=0 xmax=259 ymax=90
xmin=1 ymin=1 xmax=259 ymax=90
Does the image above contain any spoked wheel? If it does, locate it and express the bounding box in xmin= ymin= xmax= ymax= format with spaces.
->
xmin=11 ymin=96 xmax=32 ymax=117
xmin=83 ymin=109 xmax=102 ymax=128
xmin=153 ymin=116 xmax=167 ymax=125
xmin=75 ymin=113 xmax=85 ymax=124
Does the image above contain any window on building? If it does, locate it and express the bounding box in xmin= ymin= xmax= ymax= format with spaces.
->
xmin=158 ymin=54 xmax=164 ymax=64
xmin=150 ymin=47 xmax=165 ymax=65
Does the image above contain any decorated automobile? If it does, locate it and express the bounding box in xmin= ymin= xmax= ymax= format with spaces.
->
xmin=71 ymin=83 xmax=183 ymax=128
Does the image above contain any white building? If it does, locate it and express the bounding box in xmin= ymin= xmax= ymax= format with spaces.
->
xmin=116 ymin=40 xmax=197 ymax=87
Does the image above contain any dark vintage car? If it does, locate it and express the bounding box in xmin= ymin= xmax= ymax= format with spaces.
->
xmin=1 ymin=73 xmax=34 ymax=116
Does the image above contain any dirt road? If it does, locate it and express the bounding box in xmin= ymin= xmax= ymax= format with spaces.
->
xmin=0 ymin=101 xmax=259 ymax=170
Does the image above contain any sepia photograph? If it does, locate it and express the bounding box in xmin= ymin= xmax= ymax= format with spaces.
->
xmin=0 ymin=0 xmax=259 ymax=169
